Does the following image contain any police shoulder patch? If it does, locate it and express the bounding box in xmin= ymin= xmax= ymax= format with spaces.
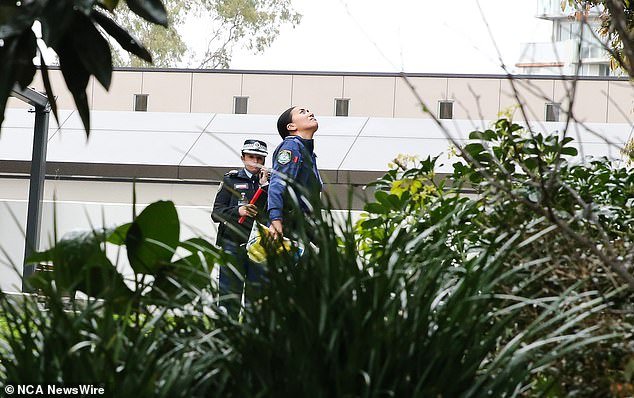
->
xmin=224 ymin=169 xmax=239 ymax=177
xmin=277 ymin=150 xmax=292 ymax=165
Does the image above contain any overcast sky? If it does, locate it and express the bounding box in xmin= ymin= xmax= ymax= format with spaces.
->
xmin=221 ymin=0 xmax=553 ymax=74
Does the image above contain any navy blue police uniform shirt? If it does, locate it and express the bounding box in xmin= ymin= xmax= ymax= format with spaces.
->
xmin=268 ymin=136 xmax=323 ymax=222
xmin=211 ymin=168 xmax=267 ymax=245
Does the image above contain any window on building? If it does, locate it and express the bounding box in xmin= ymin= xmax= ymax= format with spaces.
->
xmin=545 ymin=102 xmax=561 ymax=122
xmin=598 ymin=64 xmax=610 ymax=76
xmin=578 ymin=63 xmax=590 ymax=75
xmin=569 ymin=22 xmax=580 ymax=40
xmin=234 ymin=96 xmax=248 ymax=114
xmin=335 ymin=98 xmax=349 ymax=117
xmin=438 ymin=100 xmax=453 ymax=119
xmin=134 ymin=94 xmax=148 ymax=112
xmin=557 ymin=22 xmax=572 ymax=40
xmin=580 ymin=45 xmax=590 ymax=59
xmin=581 ymin=24 xmax=594 ymax=44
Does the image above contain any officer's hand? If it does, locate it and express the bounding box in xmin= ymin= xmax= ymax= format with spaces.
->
xmin=269 ymin=220 xmax=283 ymax=240
xmin=238 ymin=204 xmax=258 ymax=218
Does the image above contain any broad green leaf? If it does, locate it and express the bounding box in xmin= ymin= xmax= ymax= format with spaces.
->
xmin=420 ymin=155 xmax=439 ymax=172
xmin=469 ymin=130 xmax=484 ymax=140
xmin=561 ymin=136 xmax=574 ymax=146
xmin=484 ymin=129 xmax=498 ymax=141
xmin=0 ymin=29 xmax=36 ymax=130
xmin=39 ymin=57 xmax=60 ymax=126
xmin=30 ymin=230 xmax=133 ymax=301
xmin=55 ymin=32 xmax=91 ymax=133
xmin=525 ymin=157 xmax=538 ymax=170
xmin=126 ymin=200 xmax=180 ymax=275
xmin=72 ymin=14 xmax=113 ymax=90
xmin=364 ymin=202 xmax=390 ymax=215
xmin=360 ymin=218 xmax=384 ymax=229
xmin=14 ymin=29 xmax=37 ymax=89
xmin=92 ymin=9 xmax=152 ymax=62
xmin=386 ymin=192 xmax=403 ymax=210
xmin=561 ymin=147 xmax=578 ymax=157
xmin=468 ymin=172 xmax=483 ymax=184
xmin=149 ymin=253 xmax=213 ymax=306
xmin=495 ymin=118 xmax=509 ymax=131
xmin=374 ymin=190 xmax=390 ymax=204
xmin=126 ymin=0 xmax=168 ymax=27
xmin=75 ymin=251 xmax=133 ymax=303
xmin=509 ymin=122 xmax=524 ymax=132
xmin=452 ymin=162 xmax=470 ymax=175
xmin=0 ymin=36 xmax=18 ymax=130
xmin=106 ymin=222 xmax=131 ymax=245
xmin=39 ymin=1 xmax=75 ymax=47
xmin=464 ymin=143 xmax=485 ymax=159
xmin=469 ymin=130 xmax=497 ymax=141
xmin=0 ymin=2 xmax=40 ymax=39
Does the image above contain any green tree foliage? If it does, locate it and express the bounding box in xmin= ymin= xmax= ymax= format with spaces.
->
xmin=0 ymin=0 xmax=168 ymax=134
xmin=111 ymin=0 xmax=301 ymax=68
xmin=111 ymin=0 xmax=188 ymax=67
xmin=357 ymin=118 xmax=634 ymax=396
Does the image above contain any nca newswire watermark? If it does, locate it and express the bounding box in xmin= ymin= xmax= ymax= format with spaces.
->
xmin=4 ymin=384 xmax=105 ymax=396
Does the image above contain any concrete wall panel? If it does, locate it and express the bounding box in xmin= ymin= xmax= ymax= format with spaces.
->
xmin=448 ymin=78 xmax=500 ymax=120
xmin=191 ymin=73 xmax=242 ymax=113
xmin=343 ymin=76 xmax=395 ymax=117
xmin=242 ymin=74 xmax=293 ymax=114
xmin=500 ymin=78 xmax=555 ymax=121
xmin=393 ymin=77 xmax=447 ymax=119
xmin=92 ymin=71 xmax=143 ymax=111
xmin=292 ymin=75 xmax=344 ymax=117
xmin=142 ymin=72 xmax=192 ymax=113
xmin=555 ymin=79 xmax=608 ymax=123
xmin=607 ymin=80 xmax=634 ymax=124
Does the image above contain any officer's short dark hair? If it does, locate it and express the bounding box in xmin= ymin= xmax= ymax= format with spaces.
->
xmin=277 ymin=106 xmax=295 ymax=139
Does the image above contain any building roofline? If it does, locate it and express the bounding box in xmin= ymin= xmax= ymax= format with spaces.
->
xmin=37 ymin=66 xmax=631 ymax=81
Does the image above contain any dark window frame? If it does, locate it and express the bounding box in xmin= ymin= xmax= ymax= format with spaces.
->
xmin=335 ymin=98 xmax=350 ymax=117
xmin=134 ymin=94 xmax=148 ymax=112
xmin=234 ymin=96 xmax=249 ymax=114
xmin=545 ymin=102 xmax=561 ymax=122
xmin=438 ymin=100 xmax=453 ymax=119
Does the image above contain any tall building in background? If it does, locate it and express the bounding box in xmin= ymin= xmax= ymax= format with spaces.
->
xmin=516 ymin=0 xmax=619 ymax=76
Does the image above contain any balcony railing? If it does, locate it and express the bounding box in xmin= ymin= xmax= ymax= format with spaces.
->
xmin=517 ymin=41 xmax=574 ymax=65
xmin=537 ymin=0 xmax=603 ymax=19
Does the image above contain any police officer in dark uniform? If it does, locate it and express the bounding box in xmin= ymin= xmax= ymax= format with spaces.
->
xmin=268 ymin=106 xmax=323 ymax=240
xmin=212 ymin=139 xmax=269 ymax=318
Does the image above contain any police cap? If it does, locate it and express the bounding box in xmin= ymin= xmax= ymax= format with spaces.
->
xmin=241 ymin=139 xmax=268 ymax=157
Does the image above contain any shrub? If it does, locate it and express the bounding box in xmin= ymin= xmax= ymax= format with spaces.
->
xmin=1 ymin=119 xmax=631 ymax=397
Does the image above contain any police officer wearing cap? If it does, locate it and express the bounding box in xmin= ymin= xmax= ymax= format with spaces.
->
xmin=211 ymin=139 xmax=269 ymax=318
